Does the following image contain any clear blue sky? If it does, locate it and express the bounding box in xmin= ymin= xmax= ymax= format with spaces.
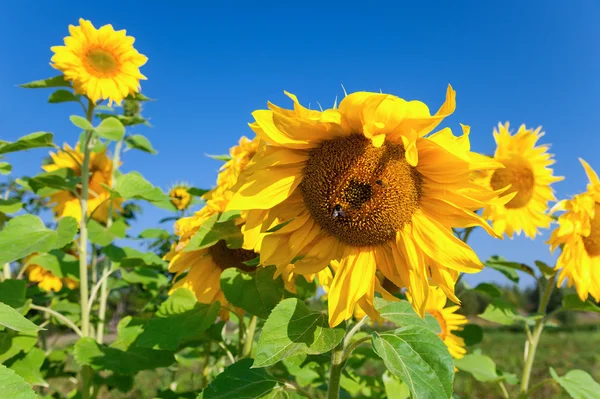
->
xmin=1 ymin=2 xmax=599 ymax=287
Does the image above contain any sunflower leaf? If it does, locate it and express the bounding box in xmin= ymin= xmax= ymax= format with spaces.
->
xmin=455 ymin=353 xmax=514 ymax=383
xmin=253 ymin=298 xmax=345 ymax=368
xmin=0 ymin=162 xmax=11 ymax=175
xmin=184 ymin=215 xmax=243 ymax=251
xmin=0 ymin=331 xmax=38 ymax=364
xmin=87 ymin=218 xmax=128 ymax=246
xmin=0 ymin=303 xmax=44 ymax=333
xmin=453 ymin=324 xmax=483 ymax=346
xmin=24 ymin=250 xmax=79 ymax=282
xmin=48 ymin=89 xmax=80 ymax=104
xmin=375 ymin=298 xmax=441 ymax=333
xmin=478 ymin=298 xmax=519 ymax=325
xmin=113 ymin=172 xmax=169 ymax=203
xmin=20 ymin=75 xmax=70 ymax=89
xmin=0 ymin=280 xmax=27 ymax=309
xmin=550 ymin=367 xmax=600 ymax=399
xmin=188 ymin=187 xmax=209 ymax=197
xmin=70 ymin=115 xmax=93 ymax=131
xmin=201 ymin=358 xmax=282 ymax=399
xmin=562 ymin=295 xmax=600 ymax=313
xmin=0 ymin=364 xmax=39 ymax=399
xmin=535 ymin=260 xmax=557 ymax=279
xmin=220 ymin=266 xmax=285 ymax=319
xmin=28 ymin=168 xmax=80 ymax=195
xmin=372 ymin=326 xmax=454 ymax=399
xmin=0 ymin=132 xmax=54 ymax=155
xmin=0 ymin=215 xmax=78 ymax=265
xmin=94 ymin=117 xmax=125 ymax=141
xmin=7 ymin=347 xmax=47 ymax=387
xmin=125 ymin=134 xmax=157 ymax=154
xmin=484 ymin=255 xmax=534 ymax=283
xmin=205 ymin=154 xmax=232 ymax=162
xmin=0 ymin=199 xmax=23 ymax=214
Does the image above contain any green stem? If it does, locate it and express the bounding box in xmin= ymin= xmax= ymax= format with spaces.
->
xmin=520 ymin=273 xmax=557 ymax=394
xmin=498 ymin=381 xmax=509 ymax=399
xmin=242 ymin=315 xmax=257 ymax=358
xmin=90 ymin=246 xmax=98 ymax=286
xmin=2 ymin=263 xmax=10 ymax=280
xmin=526 ymin=378 xmax=556 ymax=396
xmin=327 ymin=341 xmax=345 ymax=399
xmin=30 ymin=304 xmax=83 ymax=337
xmin=342 ymin=336 xmax=371 ymax=363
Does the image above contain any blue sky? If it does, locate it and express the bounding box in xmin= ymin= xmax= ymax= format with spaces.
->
xmin=1 ymin=2 xmax=599 ymax=287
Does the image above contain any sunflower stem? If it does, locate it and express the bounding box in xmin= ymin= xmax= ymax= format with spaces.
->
xmin=242 ymin=315 xmax=257 ymax=358
xmin=520 ymin=273 xmax=557 ymax=394
xmin=327 ymin=341 xmax=346 ymax=399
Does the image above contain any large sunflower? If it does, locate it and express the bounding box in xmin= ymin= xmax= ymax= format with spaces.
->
xmin=474 ymin=123 xmax=563 ymax=238
xmin=51 ymin=18 xmax=147 ymax=105
xmin=165 ymin=136 xmax=261 ymax=309
xmin=422 ymin=286 xmax=467 ymax=359
xmin=227 ymin=87 xmax=508 ymax=326
xmin=43 ymin=143 xmax=122 ymax=223
xmin=548 ymin=159 xmax=600 ymax=302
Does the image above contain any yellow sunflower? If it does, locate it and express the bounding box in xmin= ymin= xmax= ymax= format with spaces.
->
xmin=474 ymin=123 xmax=563 ymax=238
xmin=168 ymin=184 xmax=192 ymax=211
xmin=165 ymin=136 xmax=261 ymax=312
xmin=43 ymin=143 xmax=123 ymax=223
xmin=227 ymin=87 xmax=508 ymax=326
xmin=51 ymin=18 xmax=147 ymax=105
xmin=24 ymin=257 xmax=79 ymax=293
xmin=548 ymin=159 xmax=600 ymax=302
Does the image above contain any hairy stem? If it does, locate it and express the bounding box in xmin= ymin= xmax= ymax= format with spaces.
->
xmin=242 ymin=315 xmax=257 ymax=358
xmin=520 ymin=273 xmax=557 ymax=393
xmin=30 ymin=304 xmax=83 ymax=337
xmin=327 ymin=341 xmax=345 ymax=399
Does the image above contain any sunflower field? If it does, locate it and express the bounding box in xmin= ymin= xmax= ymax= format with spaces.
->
xmin=1 ymin=15 xmax=599 ymax=399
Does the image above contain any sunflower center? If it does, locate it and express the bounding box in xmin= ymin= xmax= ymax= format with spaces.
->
xmin=490 ymin=156 xmax=535 ymax=209
xmin=582 ymin=203 xmax=600 ymax=257
xmin=300 ymin=134 xmax=422 ymax=246
xmin=428 ymin=310 xmax=448 ymax=340
xmin=209 ymin=240 xmax=257 ymax=272
xmin=84 ymin=48 xmax=119 ymax=75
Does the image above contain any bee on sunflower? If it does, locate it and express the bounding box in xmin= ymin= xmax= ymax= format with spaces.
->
xmin=227 ymin=86 xmax=510 ymax=326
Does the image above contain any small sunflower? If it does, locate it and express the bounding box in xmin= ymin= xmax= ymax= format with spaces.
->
xmin=475 ymin=123 xmax=563 ymax=238
xmin=227 ymin=87 xmax=508 ymax=326
xmin=24 ymin=256 xmax=79 ymax=293
xmin=165 ymin=136 xmax=260 ymax=312
xmin=168 ymin=183 xmax=192 ymax=211
xmin=51 ymin=18 xmax=147 ymax=105
xmin=43 ymin=143 xmax=123 ymax=223
xmin=548 ymin=159 xmax=600 ymax=302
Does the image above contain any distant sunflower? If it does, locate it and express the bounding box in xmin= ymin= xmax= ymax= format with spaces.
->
xmin=168 ymin=183 xmax=192 ymax=211
xmin=165 ymin=136 xmax=260 ymax=313
xmin=228 ymin=87 xmax=508 ymax=326
xmin=43 ymin=143 xmax=123 ymax=223
xmin=548 ymin=159 xmax=600 ymax=302
xmin=51 ymin=18 xmax=147 ymax=105
xmin=24 ymin=255 xmax=78 ymax=293
xmin=475 ymin=123 xmax=563 ymax=238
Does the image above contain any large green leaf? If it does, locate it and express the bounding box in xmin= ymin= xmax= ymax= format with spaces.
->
xmin=74 ymin=337 xmax=174 ymax=375
xmin=220 ymin=266 xmax=284 ymax=319
xmin=114 ymin=172 xmax=169 ymax=202
xmin=102 ymin=244 xmax=167 ymax=269
xmin=478 ymin=298 xmax=519 ymax=325
xmin=562 ymin=295 xmax=600 ymax=313
xmin=0 ymin=280 xmax=27 ymax=308
xmin=125 ymin=134 xmax=157 ymax=154
xmin=7 ymin=347 xmax=47 ymax=386
xmin=138 ymin=228 xmax=170 ymax=240
xmin=0 ymin=364 xmax=39 ymax=399
xmin=372 ymin=326 xmax=453 ymax=399
xmin=95 ymin=117 xmax=125 ymax=141
xmin=184 ymin=214 xmax=243 ymax=251
xmin=253 ymin=298 xmax=345 ymax=368
xmin=550 ymin=367 xmax=600 ymax=399
xmin=0 ymin=331 xmax=37 ymax=363
xmin=0 ymin=132 xmax=54 ymax=155
xmin=28 ymin=168 xmax=80 ymax=196
xmin=454 ymin=353 xmax=510 ymax=383
xmin=20 ymin=75 xmax=70 ymax=89
xmin=136 ymin=289 xmax=220 ymax=351
xmin=0 ymin=215 xmax=78 ymax=265
xmin=453 ymin=324 xmax=483 ymax=346
xmin=0 ymin=303 xmax=43 ymax=333
xmin=87 ymin=218 xmax=128 ymax=246
xmin=375 ymin=298 xmax=441 ymax=334
xmin=48 ymin=89 xmax=80 ymax=104
xmin=121 ymin=268 xmax=169 ymax=289
xmin=201 ymin=358 xmax=282 ymax=399
xmin=485 ymin=255 xmax=535 ymax=282
xmin=0 ymin=199 xmax=23 ymax=214
xmin=0 ymin=162 xmax=11 ymax=175
xmin=382 ymin=372 xmax=410 ymax=399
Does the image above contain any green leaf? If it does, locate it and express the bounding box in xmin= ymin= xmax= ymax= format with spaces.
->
xmin=74 ymin=337 xmax=174 ymax=375
xmin=382 ymin=372 xmax=411 ymax=399
xmin=220 ymin=266 xmax=284 ymax=319
xmin=28 ymin=168 xmax=80 ymax=195
xmin=0 ymin=303 xmax=43 ymax=333
xmin=7 ymin=347 xmax=47 ymax=386
xmin=473 ymin=283 xmax=502 ymax=298
xmin=455 ymin=353 xmax=511 ymax=383
xmin=253 ymin=298 xmax=345 ymax=368
xmin=453 ymin=324 xmax=483 ymax=346
xmin=102 ymin=244 xmax=167 ymax=269
xmin=95 ymin=117 xmax=125 ymax=141
xmin=125 ymin=134 xmax=157 ymax=154
xmin=535 ymin=260 xmax=556 ymax=279
xmin=139 ymin=228 xmax=171 ymax=239
xmin=562 ymin=295 xmax=600 ymax=313
xmin=485 ymin=255 xmax=535 ymax=282
xmin=0 ymin=199 xmax=22 ymax=214
xmin=184 ymin=214 xmax=243 ymax=251
xmin=0 ymin=162 xmax=11 ymax=175
xmin=0 ymin=132 xmax=54 ymax=155
xmin=218 ymin=210 xmax=241 ymax=222
xmin=25 ymin=250 xmax=79 ymax=281
xmin=0 ymin=331 xmax=37 ymax=363
xmin=206 ymin=154 xmax=232 ymax=162
xmin=550 ymin=367 xmax=600 ymax=399
xmin=375 ymin=298 xmax=441 ymax=333
xmin=87 ymin=218 xmax=128 ymax=246
xmin=114 ymin=172 xmax=169 ymax=202
xmin=136 ymin=291 xmax=220 ymax=351
xmin=0 ymin=280 xmax=27 ymax=308
xmin=479 ymin=298 xmax=519 ymax=325
xmin=201 ymin=358 xmax=281 ymax=399
xmin=291 ymin=275 xmax=317 ymax=300
xmin=121 ymin=268 xmax=168 ymax=289
xmin=0 ymin=364 xmax=39 ymax=399
xmin=69 ymin=115 xmax=93 ymax=131
xmin=188 ymin=187 xmax=209 ymax=197
xmin=48 ymin=89 xmax=80 ymax=104
xmin=0 ymin=215 xmax=78 ymax=265
xmin=372 ymin=326 xmax=454 ymax=399
xmin=127 ymin=92 xmax=153 ymax=101
xmin=20 ymin=75 xmax=70 ymax=89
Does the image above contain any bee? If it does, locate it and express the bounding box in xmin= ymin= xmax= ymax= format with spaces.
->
xmin=332 ymin=204 xmax=346 ymax=218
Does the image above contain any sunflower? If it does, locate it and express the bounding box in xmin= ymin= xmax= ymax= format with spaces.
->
xmin=165 ymin=136 xmax=260 ymax=311
xmin=227 ymin=87 xmax=508 ymax=326
xmin=24 ymin=256 xmax=79 ymax=293
xmin=474 ymin=123 xmax=563 ymax=239
xmin=168 ymin=183 xmax=192 ymax=211
xmin=548 ymin=159 xmax=600 ymax=302
xmin=43 ymin=143 xmax=123 ymax=223
xmin=51 ymin=18 xmax=147 ymax=105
